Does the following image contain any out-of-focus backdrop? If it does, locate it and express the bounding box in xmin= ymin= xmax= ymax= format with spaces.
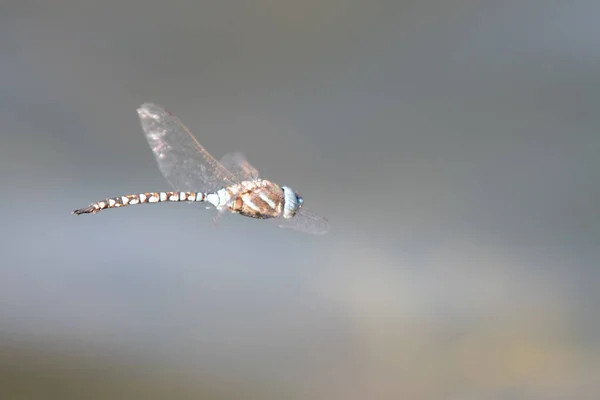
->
xmin=1 ymin=1 xmax=599 ymax=399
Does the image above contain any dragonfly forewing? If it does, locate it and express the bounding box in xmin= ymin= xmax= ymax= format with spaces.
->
xmin=138 ymin=103 xmax=238 ymax=193
xmin=276 ymin=210 xmax=330 ymax=235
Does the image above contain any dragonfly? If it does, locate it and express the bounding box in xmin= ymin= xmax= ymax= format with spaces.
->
xmin=72 ymin=103 xmax=330 ymax=235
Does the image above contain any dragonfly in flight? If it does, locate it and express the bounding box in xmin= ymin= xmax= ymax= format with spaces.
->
xmin=72 ymin=104 xmax=329 ymax=235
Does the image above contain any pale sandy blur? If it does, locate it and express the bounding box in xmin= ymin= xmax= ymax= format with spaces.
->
xmin=1 ymin=1 xmax=599 ymax=399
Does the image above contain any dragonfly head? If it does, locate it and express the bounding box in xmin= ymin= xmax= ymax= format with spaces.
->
xmin=281 ymin=186 xmax=303 ymax=219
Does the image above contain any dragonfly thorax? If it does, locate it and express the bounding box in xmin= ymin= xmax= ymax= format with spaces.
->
xmin=281 ymin=186 xmax=303 ymax=219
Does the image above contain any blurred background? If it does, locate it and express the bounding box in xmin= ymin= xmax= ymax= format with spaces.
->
xmin=1 ymin=0 xmax=599 ymax=399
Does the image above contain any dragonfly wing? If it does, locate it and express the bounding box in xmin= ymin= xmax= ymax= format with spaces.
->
xmin=275 ymin=210 xmax=330 ymax=235
xmin=219 ymin=152 xmax=261 ymax=181
xmin=137 ymin=104 xmax=238 ymax=193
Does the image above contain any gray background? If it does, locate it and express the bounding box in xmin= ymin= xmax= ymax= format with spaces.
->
xmin=1 ymin=1 xmax=599 ymax=399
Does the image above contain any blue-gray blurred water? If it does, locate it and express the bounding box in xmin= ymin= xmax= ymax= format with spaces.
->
xmin=1 ymin=1 xmax=599 ymax=399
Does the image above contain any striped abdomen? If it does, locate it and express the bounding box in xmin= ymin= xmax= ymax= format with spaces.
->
xmin=72 ymin=191 xmax=214 ymax=215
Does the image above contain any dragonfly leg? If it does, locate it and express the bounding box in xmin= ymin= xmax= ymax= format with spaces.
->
xmin=212 ymin=210 xmax=225 ymax=226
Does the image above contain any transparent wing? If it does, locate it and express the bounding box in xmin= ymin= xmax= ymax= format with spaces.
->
xmin=137 ymin=103 xmax=238 ymax=193
xmin=219 ymin=152 xmax=260 ymax=181
xmin=275 ymin=210 xmax=330 ymax=235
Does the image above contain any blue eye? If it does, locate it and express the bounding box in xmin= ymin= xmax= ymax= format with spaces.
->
xmin=297 ymin=196 xmax=304 ymax=206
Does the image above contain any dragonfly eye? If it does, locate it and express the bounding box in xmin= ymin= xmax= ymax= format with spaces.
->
xmin=281 ymin=186 xmax=301 ymax=218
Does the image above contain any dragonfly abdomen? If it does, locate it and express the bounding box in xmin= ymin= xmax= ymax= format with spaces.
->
xmin=72 ymin=191 xmax=212 ymax=215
